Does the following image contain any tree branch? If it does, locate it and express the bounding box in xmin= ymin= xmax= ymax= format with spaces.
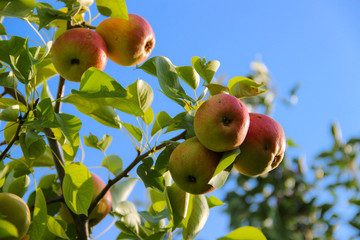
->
xmin=88 ymin=131 xmax=186 ymax=215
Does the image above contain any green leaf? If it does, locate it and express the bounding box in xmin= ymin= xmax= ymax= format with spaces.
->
xmin=111 ymin=179 xmax=137 ymax=207
xmin=73 ymin=67 xmax=127 ymax=98
xmin=166 ymin=110 xmax=196 ymax=138
xmin=121 ymin=122 xmax=142 ymax=142
xmin=0 ymin=98 xmax=25 ymax=110
xmin=62 ymin=163 xmax=93 ymax=215
xmin=102 ymin=155 xmax=123 ymax=176
xmin=126 ymin=79 xmax=154 ymax=113
xmin=35 ymin=2 xmax=71 ymax=30
xmin=0 ymin=0 xmax=35 ymax=18
xmin=33 ymin=50 xmax=57 ymax=86
xmin=0 ymin=36 xmax=33 ymax=83
xmin=209 ymin=148 xmax=239 ymax=189
xmin=0 ymin=23 xmax=6 ymax=35
xmin=205 ymin=83 xmax=229 ymax=96
xmin=206 ymin=195 xmax=225 ymax=209
xmin=47 ymin=216 xmax=69 ymax=239
xmin=19 ymin=129 xmax=47 ymax=161
xmin=0 ymin=71 xmax=18 ymax=88
xmin=62 ymin=94 xmax=121 ymax=128
xmin=183 ymin=194 xmax=209 ymax=240
xmin=217 ymin=226 xmax=267 ymax=240
xmin=142 ymin=107 xmax=154 ymax=125
xmin=151 ymin=111 xmax=172 ymax=136
xmin=113 ymin=201 xmax=141 ymax=234
xmin=175 ymin=66 xmax=200 ymax=90
xmin=191 ymin=56 xmax=220 ymax=83
xmin=83 ymin=133 xmax=112 ymax=152
xmin=0 ymin=105 xmax=21 ymax=122
xmin=138 ymin=56 xmax=193 ymax=102
xmin=55 ymin=113 xmax=82 ymax=161
xmin=228 ymin=76 xmax=267 ymax=99
xmin=38 ymin=174 xmax=57 ymax=189
xmin=26 ymin=98 xmax=60 ymax=128
xmin=166 ymin=182 xmax=189 ymax=228
xmin=95 ymin=0 xmax=128 ymax=18
xmin=149 ymin=188 xmax=167 ymax=213
xmin=28 ymin=188 xmax=47 ymax=240
xmin=137 ymin=158 xmax=165 ymax=192
xmin=0 ymin=219 xmax=18 ymax=239
xmin=154 ymin=143 xmax=179 ymax=174
xmin=2 ymin=171 xmax=30 ymax=197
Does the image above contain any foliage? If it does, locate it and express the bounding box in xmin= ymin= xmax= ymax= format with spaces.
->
xmin=0 ymin=1 xmax=271 ymax=239
xmin=224 ymin=68 xmax=360 ymax=239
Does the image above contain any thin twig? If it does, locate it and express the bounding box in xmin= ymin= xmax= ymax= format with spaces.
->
xmin=88 ymin=131 xmax=186 ymax=215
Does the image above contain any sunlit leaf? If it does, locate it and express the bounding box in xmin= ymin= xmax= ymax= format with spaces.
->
xmin=83 ymin=133 xmax=112 ymax=152
xmin=183 ymin=194 xmax=209 ymax=240
xmin=47 ymin=216 xmax=69 ymax=239
xmin=191 ymin=56 xmax=220 ymax=83
xmin=121 ymin=122 xmax=142 ymax=142
xmin=28 ymin=188 xmax=47 ymax=239
xmin=228 ymin=76 xmax=267 ymax=99
xmin=151 ymin=111 xmax=172 ymax=136
xmin=175 ymin=65 xmax=200 ymax=90
xmin=206 ymin=195 xmax=225 ymax=209
xmin=95 ymin=0 xmax=128 ymax=18
xmin=102 ymin=155 xmax=123 ymax=176
xmin=205 ymin=83 xmax=229 ymax=96
xmin=217 ymin=226 xmax=267 ymax=240
xmin=0 ymin=219 xmax=18 ymax=239
xmin=62 ymin=163 xmax=93 ymax=215
xmin=166 ymin=182 xmax=189 ymax=228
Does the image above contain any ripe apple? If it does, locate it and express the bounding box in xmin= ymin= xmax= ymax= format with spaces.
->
xmin=168 ymin=137 xmax=222 ymax=195
xmin=194 ymin=93 xmax=250 ymax=152
xmin=96 ymin=14 xmax=155 ymax=66
xmin=234 ymin=113 xmax=286 ymax=176
xmin=58 ymin=173 xmax=112 ymax=227
xmin=0 ymin=193 xmax=31 ymax=240
xmin=51 ymin=28 xmax=108 ymax=82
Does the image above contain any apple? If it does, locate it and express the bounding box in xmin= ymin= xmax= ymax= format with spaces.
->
xmin=51 ymin=28 xmax=108 ymax=82
xmin=0 ymin=193 xmax=31 ymax=240
xmin=58 ymin=173 xmax=112 ymax=227
xmin=168 ymin=137 xmax=222 ymax=195
xmin=95 ymin=14 xmax=155 ymax=66
xmin=194 ymin=93 xmax=250 ymax=152
xmin=234 ymin=113 xmax=286 ymax=176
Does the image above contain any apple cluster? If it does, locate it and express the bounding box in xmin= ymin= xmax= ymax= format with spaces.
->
xmin=169 ymin=93 xmax=286 ymax=195
xmin=51 ymin=14 xmax=155 ymax=82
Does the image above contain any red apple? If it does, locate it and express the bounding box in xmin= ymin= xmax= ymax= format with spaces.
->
xmin=168 ymin=137 xmax=222 ymax=195
xmin=194 ymin=93 xmax=250 ymax=152
xmin=51 ymin=28 xmax=108 ymax=82
xmin=95 ymin=14 xmax=155 ymax=66
xmin=58 ymin=173 xmax=112 ymax=227
xmin=234 ymin=113 xmax=286 ymax=176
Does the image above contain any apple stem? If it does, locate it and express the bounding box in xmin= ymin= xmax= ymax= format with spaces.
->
xmin=88 ymin=131 xmax=187 ymax=216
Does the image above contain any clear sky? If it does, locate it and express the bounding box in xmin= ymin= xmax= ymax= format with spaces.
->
xmin=2 ymin=0 xmax=360 ymax=239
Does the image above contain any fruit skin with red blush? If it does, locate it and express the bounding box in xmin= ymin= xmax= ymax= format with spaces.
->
xmin=194 ymin=93 xmax=250 ymax=152
xmin=234 ymin=113 xmax=286 ymax=176
xmin=51 ymin=28 xmax=108 ymax=82
xmin=96 ymin=14 xmax=155 ymax=66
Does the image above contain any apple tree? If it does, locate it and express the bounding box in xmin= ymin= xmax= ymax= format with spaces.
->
xmin=0 ymin=1 xmax=286 ymax=239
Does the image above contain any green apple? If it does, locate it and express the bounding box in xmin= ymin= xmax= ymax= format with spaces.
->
xmin=51 ymin=28 xmax=108 ymax=82
xmin=194 ymin=93 xmax=250 ymax=152
xmin=0 ymin=193 xmax=31 ymax=240
xmin=96 ymin=14 xmax=155 ymax=66
xmin=234 ymin=113 xmax=286 ymax=176
xmin=58 ymin=173 xmax=112 ymax=227
xmin=168 ymin=137 xmax=222 ymax=195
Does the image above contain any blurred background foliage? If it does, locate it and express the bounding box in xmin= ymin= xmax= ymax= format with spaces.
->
xmin=224 ymin=62 xmax=360 ymax=240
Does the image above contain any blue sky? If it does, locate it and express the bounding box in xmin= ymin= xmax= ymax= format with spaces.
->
xmin=2 ymin=0 xmax=360 ymax=239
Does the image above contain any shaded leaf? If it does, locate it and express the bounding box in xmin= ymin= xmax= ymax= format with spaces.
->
xmin=102 ymin=155 xmax=123 ymax=176
xmin=228 ymin=76 xmax=267 ymax=99
xmin=175 ymin=66 xmax=200 ymax=90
